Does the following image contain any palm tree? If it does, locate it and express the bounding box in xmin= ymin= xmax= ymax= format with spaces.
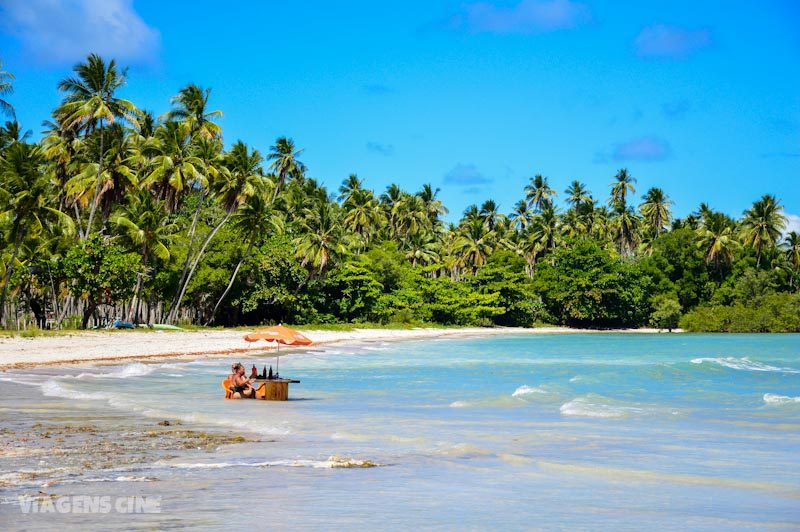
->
xmin=343 ymin=188 xmax=383 ymax=247
xmin=417 ymin=183 xmax=448 ymax=227
xmin=393 ymin=194 xmax=429 ymax=239
xmin=112 ymin=191 xmax=177 ymax=321
xmin=455 ymin=218 xmax=494 ymax=271
xmin=0 ymin=59 xmax=14 ymax=118
xmin=509 ymin=200 xmax=532 ymax=232
xmin=56 ymin=54 xmax=138 ymax=236
xmin=0 ymin=143 xmax=73 ymax=322
xmin=783 ymin=232 xmax=800 ymax=290
xmin=338 ymin=173 xmax=363 ymax=202
xmin=168 ymin=141 xmax=262 ymax=323
xmin=0 ymin=121 xmax=31 ymax=149
xmin=565 ymin=180 xmax=591 ymax=213
xmin=163 ymin=84 xmax=222 ymax=139
xmin=525 ymin=174 xmax=556 ymax=212
xmin=640 ymin=187 xmax=672 ymax=238
xmin=530 ymin=204 xmax=559 ymax=256
xmin=611 ymin=204 xmax=639 ymax=256
xmin=141 ymin=121 xmax=207 ymax=211
xmin=480 ymin=199 xmax=504 ymax=231
xmin=609 ymin=168 xmax=636 ymax=209
xmin=295 ymin=202 xmax=347 ymax=276
xmin=207 ymin=184 xmax=283 ymax=324
xmin=740 ymin=194 xmax=786 ymax=267
xmin=267 ymin=137 xmax=305 ymax=199
xmin=405 ymin=232 xmax=440 ymax=267
xmin=697 ymin=212 xmax=739 ymax=279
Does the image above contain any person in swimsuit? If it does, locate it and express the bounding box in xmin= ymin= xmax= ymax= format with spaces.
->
xmin=229 ymin=363 xmax=255 ymax=399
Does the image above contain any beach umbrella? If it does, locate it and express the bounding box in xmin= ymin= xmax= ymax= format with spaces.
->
xmin=244 ymin=324 xmax=312 ymax=376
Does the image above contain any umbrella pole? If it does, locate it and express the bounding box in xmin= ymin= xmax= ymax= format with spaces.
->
xmin=276 ymin=343 xmax=280 ymax=378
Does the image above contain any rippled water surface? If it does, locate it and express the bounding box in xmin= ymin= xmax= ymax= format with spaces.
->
xmin=2 ymin=333 xmax=799 ymax=530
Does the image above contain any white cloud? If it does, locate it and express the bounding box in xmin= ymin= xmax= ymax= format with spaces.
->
xmin=784 ymin=213 xmax=800 ymax=237
xmin=0 ymin=0 xmax=160 ymax=64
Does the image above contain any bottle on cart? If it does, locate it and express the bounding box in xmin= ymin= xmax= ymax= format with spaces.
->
xmin=268 ymin=366 xmax=273 ymax=379
xmin=251 ymin=365 xmax=257 ymax=379
xmin=262 ymin=366 xmax=267 ymax=379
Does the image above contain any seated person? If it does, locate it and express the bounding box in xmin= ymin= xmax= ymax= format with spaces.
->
xmin=229 ymin=362 xmax=255 ymax=399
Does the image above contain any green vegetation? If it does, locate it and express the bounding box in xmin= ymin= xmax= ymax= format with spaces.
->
xmin=0 ymin=54 xmax=798 ymax=332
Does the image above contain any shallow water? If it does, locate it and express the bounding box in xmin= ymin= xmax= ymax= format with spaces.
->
xmin=2 ymin=333 xmax=799 ymax=530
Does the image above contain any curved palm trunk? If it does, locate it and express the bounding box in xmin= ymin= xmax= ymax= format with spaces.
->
xmin=167 ymin=191 xmax=207 ymax=318
xmin=84 ymin=121 xmax=104 ymax=238
xmin=205 ymin=235 xmax=256 ymax=326
xmin=167 ymin=210 xmax=232 ymax=324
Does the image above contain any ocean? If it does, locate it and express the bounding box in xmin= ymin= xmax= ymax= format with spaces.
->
xmin=1 ymin=333 xmax=799 ymax=530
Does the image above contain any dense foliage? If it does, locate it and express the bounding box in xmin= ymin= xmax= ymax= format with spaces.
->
xmin=1 ymin=55 xmax=798 ymax=331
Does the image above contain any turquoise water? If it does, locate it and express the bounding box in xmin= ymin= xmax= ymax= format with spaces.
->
xmin=2 ymin=333 xmax=800 ymax=530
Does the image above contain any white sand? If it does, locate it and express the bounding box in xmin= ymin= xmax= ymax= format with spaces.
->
xmin=0 ymin=326 xmax=677 ymax=369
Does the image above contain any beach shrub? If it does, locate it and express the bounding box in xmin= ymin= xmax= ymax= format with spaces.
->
xmin=533 ymin=239 xmax=652 ymax=328
xmin=680 ymin=292 xmax=800 ymax=332
xmin=649 ymin=295 xmax=682 ymax=331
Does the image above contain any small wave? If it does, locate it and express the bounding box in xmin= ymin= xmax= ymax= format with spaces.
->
xmin=449 ymin=401 xmax=470 ymax=408
xmin=41 ymin=380 xmax=111 ymax=401
xmin=764 ymin=393 xmax=800 ymax=405
xmin=569 ymin=376 xmax=582 ymax=383
xmin=73 ymin=362 xmax=158 ymax=380
xmin=164 ymin=456 xmax=380 ymax=470
xmin=560 ymin=395 xmax=643 ymax=418
xmin=512 ymin=385 xmax=546 ymax=398
xmin=690 ymin=357 xmax=800 ymax=374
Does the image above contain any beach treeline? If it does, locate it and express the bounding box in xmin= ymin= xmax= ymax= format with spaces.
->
xmin=0 ymin=55 xmax=798 ymax=332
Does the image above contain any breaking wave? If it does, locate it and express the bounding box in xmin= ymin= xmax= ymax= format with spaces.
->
xmin=560 ymin=395 xmax=644 ymax=418
xmin=690 ymin=357 xmax=800 ymax=374
xmin=162 ymin=456 xmax=380 ymax=470
xmin=512 ymin=385 xmax=547 ymax=398
xmin=763 ymin=393 xmax=800 ymax=405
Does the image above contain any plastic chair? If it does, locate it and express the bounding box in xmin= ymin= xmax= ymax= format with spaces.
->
xmin=221 ymin=379 xmax=233 ymax=399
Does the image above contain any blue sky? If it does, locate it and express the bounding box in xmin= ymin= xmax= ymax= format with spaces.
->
xmin=1 ymin=0 xmax=798 ymax=229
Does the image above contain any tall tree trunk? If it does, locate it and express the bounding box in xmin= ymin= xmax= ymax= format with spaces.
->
xmin=167 ymin=210 xmax=232 ymax=324
xmin=168 ymin=191 xmax=207 ymax=318
xmin=81 ymin=300 xmax=97 ymax=329
xmin=84 ymin=121 xmax=104 ymax=238
xmin=206 ymin=235 xmax=256 ymax=325
xmin=0 ymin=227 xmax=24 ymax=324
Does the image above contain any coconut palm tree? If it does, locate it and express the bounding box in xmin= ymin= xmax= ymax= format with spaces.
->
xmin=268 ymin=136 xmax=305 ymax=199
xmin=295 ymin=202 xmax=347 ymax=276
xmin=480 ymin=199 xmax=504 ymax=231
xmin=141 ymin=121 xmax=207 ymax=211
xmin=338 ymin=173 xmax=362 ymax=202
xmin=0 ymin=59 xmax=14 ymax=118
xmin=163 ymin=84 xmax=222 ymax=139
xmin=740 ymin=194 xmax=786 ymax=267
xmin=0 ymin=120 xmax=31 ymax=149
xmin=530 ymin=204 xmax=559 ymax=256
xmin=565 ymin=180 xmax=591 ymax=213
xmin=417 ymin=183 xmax=448 ymax=227
xmin=0 ymin=143 xmax=74 ymax=322
xmin=640 ymin=187 xmax=672 ymax=238
xmin=525 ymin=174 xmax=556 ymax=212
xmin=783 ymin=232 xmax=800 ymax=290
xmin=112 ymin=190 xmax=177 ymax=321
xmin=167 ymin=141 xmax=261 ymax=323
xmin=509 ymin=200 xmax=532 ymax=232
xmin=609 ymin=168 xmax=636 ymax=209
xmin=56 ymin=54 xmax=138 ymax=237
xmin=206 ymin=183 xmax=283 ymax=324
xmin=455 ymin=218 xmax=494 ymax=271
xmin=697 ymin=212 xmax=739 ymax=279
xmin=343 ymin=188 xmax=383 ymax=247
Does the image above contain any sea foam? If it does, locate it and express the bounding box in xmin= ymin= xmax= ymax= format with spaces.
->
xmin=559 ymin=395 xmax=643 ymax=418
xmin=512 ymin=385 xmax=547 ymax=397
xmin=690 ymin=357 xmax=800 ymax=374
xmin=763 ymin=393 xmax=800 ymax=405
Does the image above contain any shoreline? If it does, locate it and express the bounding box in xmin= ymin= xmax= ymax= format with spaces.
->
xmin=0 ymin=326 xmax=679 ymax=370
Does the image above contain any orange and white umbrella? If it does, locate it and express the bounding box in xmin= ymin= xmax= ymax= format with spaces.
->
xmin=244 ymin=324 xmax=312 ymax=377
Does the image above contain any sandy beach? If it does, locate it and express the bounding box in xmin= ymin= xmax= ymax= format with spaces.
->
xmin=0 ymin=326 xmax=675 ymax=369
